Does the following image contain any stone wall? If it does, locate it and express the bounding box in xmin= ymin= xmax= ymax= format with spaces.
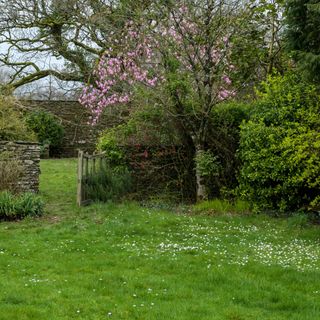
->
xmin=23 ymin=100 xmax=121 ymax=158
xmin=0 ymin=141 xmax=40 ymax=193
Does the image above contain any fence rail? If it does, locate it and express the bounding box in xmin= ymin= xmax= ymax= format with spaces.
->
xmin=77 ymin=150 xmax=107 ymax=206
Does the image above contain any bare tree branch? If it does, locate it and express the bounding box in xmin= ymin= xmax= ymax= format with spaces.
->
xmin=0 ymin=0 xmax=146 ymax=91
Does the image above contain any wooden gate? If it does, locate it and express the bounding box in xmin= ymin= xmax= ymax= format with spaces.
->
xmin=77 ymin=150 xmax=107 ymax=206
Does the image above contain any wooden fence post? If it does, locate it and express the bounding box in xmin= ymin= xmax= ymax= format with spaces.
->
xmin=77 ymin=150 xmax=84 ymax=206
xmin=92 ymin=157 xmax=96 ymax=174
xmin=85 ymin=153 xmax=89 ymax=177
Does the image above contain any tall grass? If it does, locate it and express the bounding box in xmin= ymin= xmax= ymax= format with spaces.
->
xmin=193 ymin=198 xmax=251 ymax=214
xmin=84 ymin=166 xmax=132 ymax=203
xmin=0 ymin=191 xmax=44 ymax=220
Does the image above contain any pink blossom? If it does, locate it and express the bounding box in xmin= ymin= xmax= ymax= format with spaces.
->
xmin=80 ymin=3 xmax=236 ymax=125
xmin=222 ymin=75 xmax=232 ymax=85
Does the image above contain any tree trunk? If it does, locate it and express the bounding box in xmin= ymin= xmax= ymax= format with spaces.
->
xmin=195 ymin=144 xmax=208 ymax=202
xmin=267 ymin=1 xmax=276 ymax=75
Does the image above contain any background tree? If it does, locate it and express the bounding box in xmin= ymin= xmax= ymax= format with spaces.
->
xmin=285 ymin=0 xmax=320 ymax=82
xmin=0 ymin=0 xmax=151 ymax=93
xmin=0 ymin=0 xmax=285 ymax=95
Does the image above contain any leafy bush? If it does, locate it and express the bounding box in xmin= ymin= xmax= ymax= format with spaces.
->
xmin=195 ymin=150 xmax=220 ymax=178
xmin=0 ymin=191 xmax=44 ymax=220
xmin=195 ymin=150 xmax=221 ymax=198
xmin=205 ymin=102 xmax=251 ymax=198
xmin=84 ymin=166 xmax=132 ymax=202
xmin=97 ymin=102 xmax=250 ymax=202
xmin=0 ymin=95 xmax=35 ymax=141
xmin=26 ymin=110 xmax=64 ymax=155
xmin=97 ymin=104 xmax=180 ymax=164
xmin=97 ymin=130 xmax=126 ymax=167
xmin=238 ymin=74 xmax=320 ymax=212
xmin=0 ymin=151 xmax=23 ymax=193
xmin=96 ymin=104 xmax=189 ymax=200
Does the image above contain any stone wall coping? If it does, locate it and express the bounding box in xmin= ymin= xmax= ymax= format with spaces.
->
xmin=0 ymin=140 xmax=40 ymax=146
xmin=21 ymin=99 xmax=79 ymax=103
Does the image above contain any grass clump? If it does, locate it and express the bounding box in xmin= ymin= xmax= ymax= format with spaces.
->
xmin=193 ymin=198 xmax=251 ymax=215
xmin=287 ymin=212 xmax=310 ymax=229
xmin=0 ymin=191 xmax=44 ymax=220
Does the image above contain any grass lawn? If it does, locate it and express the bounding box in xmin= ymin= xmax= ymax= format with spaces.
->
xmin=0 ymin=159 xmax=320 ymax=319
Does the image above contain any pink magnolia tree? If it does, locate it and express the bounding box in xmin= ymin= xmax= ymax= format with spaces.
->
xmin=80 ymin=0 xmax=248 ymax=200
xmin=79 ymin=21 xmax=160 ymax=125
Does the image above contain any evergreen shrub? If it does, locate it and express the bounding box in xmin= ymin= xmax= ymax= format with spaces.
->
xmin=26 ymin=110 xmax=64 ymax=155
xmin=205 ymin=102 xmax=251 ymax=198
xmin=238 ymin=74 xmax=320 ymax=212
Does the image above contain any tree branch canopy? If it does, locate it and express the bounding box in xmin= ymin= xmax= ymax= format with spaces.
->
xmin=0 ymin=0 xmax=149 ymax=91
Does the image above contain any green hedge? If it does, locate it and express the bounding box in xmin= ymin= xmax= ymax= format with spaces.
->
xmin=238 ymin=74 xmax=320 ymax=212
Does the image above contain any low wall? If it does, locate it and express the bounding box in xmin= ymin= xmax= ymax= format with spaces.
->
xmin=0 ymin=141 xmax=41 ymax=193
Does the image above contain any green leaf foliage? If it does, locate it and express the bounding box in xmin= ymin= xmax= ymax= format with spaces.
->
xmin=97 ymin=104 xmax=180 ymax=155
xmin=0 ymin=191 xmax=44 ymax=220
xmin=84 ymin=166 xmax=132 ymax=203
xmin=97 ymin=131 xmax=126 ymax=167
xmin=285 ymin=0 xmax=320 ymax=82
xmin=239 ymin=74 xmax=320 ymax=212
xmin=0 ymin=96 xmax=35 ymax=142
xmin=26 ymin=110 xmax=64 ymax=148
xmin=195 ymin=150 xmax=220 ymax=178
xmin=206 ymin=102 xmax=251 ymax=198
